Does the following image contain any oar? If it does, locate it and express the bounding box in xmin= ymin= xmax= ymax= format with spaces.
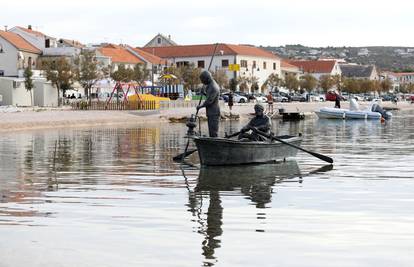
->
xmin=173 ymin=131 xmax=241 ymax=161
xmin=253 ymin=128 xmax=334 ymax=164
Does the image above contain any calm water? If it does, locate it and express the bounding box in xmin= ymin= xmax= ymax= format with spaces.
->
xmin=0 ymin=111 xmax=413 ymax=267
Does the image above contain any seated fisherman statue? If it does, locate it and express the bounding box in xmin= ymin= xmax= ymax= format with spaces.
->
xmin=238 ymin=103 xmax=272 ymax=141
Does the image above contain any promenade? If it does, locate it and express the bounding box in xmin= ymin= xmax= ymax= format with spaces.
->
xmin=1 ymin=101 xmax=412 ymax=132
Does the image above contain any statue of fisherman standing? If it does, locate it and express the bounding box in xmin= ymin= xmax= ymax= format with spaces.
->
xmin=196 ymin=70 xmax=221 ymax=137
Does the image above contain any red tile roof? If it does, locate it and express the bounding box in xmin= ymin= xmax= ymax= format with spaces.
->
xmin=141 ymin=44 xmax=279 ymax=59
xmin=98 ymin=44 xmax=143 ymax=64
xmin=288 ymin=60 xmax=337 ymax=73
xmin=281 ymin=60 xmax=300 ymax=70
xmin=131 ymin=47 xmax=167 ymax=65
xmin=0 ymin=30 xmax=42 ymax=54
xmin=16 ymin=26 xmax=46 ymax=37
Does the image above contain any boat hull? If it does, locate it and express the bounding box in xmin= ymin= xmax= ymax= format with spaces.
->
xmin=315 ymin=107 xmax=383 ymax=120
xmin=192 ymin=135 xmax=302 ymax=166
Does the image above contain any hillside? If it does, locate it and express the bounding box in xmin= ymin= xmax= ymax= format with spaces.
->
xmin=262 ymin=45 xmax=414 ymax=71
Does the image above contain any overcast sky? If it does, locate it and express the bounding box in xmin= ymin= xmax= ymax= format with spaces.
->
xmin=2 ymin=0 xmax=413 ymax=47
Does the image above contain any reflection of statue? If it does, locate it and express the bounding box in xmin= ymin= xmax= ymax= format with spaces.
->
xmin=187 ymin=161 xmax=302 ymax=266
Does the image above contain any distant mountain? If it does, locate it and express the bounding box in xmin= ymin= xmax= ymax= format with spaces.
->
xmin=261 ymin=45 xmax=414 ymax=71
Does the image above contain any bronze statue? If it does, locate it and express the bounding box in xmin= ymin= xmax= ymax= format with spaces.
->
xmin=196 ymin=71 xmax=221 ymax=137
xmin=238 ymin=103 xmax=271 ymax=141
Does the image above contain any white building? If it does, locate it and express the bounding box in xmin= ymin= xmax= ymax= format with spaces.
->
xmin=0 ymin=30 xmax=42 ymax=77
xmin=141 ymin=43 xmax=282 ymax=93
xmin=144 ymin=34 xmax=177 ymax=48
xmin=9 ymin=26 xmax=58 ymax=51
xmin=288 ymin=60 xmax=342 ymax=80
xmin=0 ymin=77 xmax=57 ymax=106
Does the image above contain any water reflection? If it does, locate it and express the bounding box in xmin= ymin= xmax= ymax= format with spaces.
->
xmin=187 ymin=161 xmax=306 ymax=266
xmin=0 ymin=111 xmax=413 ymax=267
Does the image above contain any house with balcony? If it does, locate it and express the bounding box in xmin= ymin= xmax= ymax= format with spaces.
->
xmin=141 ymin=43 xmax=282 ymax=93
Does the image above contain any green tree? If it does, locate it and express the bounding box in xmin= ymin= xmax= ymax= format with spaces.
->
xmin=75 ymin=50 xmax=103 ymax=104
xmin=41 ymin=57 xmax=75 ymax=106
xmin=181 ymin=64 xmax=201 ymax=92
xmin=343 ymin=78 xmax=361 ymax=94
xmin=24 ymin=66 xmax=34 ymax=106
xmin=319 ymin=75 xmax=335 ymax=92
xmin=111 ymin=64 xmax=133 ymax=83
xmin=299 ymin=74 xmax=318 ymax=93
xmin=380 ymin=78 xmax=392 ymax=93
xmin=332 ymin=74 xmax=343 ymax=92
xmin=263 ymin=73 xmax=282 ymax=92
xmin=238 ymin=76 xmax=249 ymax=92
xmin=132 ymin=63 xmax=150 ymax=87
xmin=229 ymin=78 xmax=238 ymax=92
xmin=283 ymin=73 xmax=299 ymax=92
xmin=360 ymin=79 xmax=374 ymax=93
xmin=212 ymin=69 xmax=229 ymax=90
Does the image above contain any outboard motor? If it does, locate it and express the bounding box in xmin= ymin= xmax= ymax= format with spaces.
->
xmin=371 ymin=103 xmax=390 ymax=120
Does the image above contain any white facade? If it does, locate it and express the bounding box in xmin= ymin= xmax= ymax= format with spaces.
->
xmin=9 ymin=27 xmax=57 ymax=50
xmin=167 ymin=54 xmax=281 ymax=93
xmin=0 ymin=37 xmax=40 ymax=77
xmin=0 ymin=77 xmax=32 ymax=106
xmin=144 ymin=34 xmax=177 ymax=47
xmin=309 ymin=63 xmax=342 ymax=80
xmin=0 ymin=77 xmax=58 ymax=106
xmin=33 ymin=80 xmax=58 ymax=107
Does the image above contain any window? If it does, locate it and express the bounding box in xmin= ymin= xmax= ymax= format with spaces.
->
xmin=0 ymin=44 xmax=3 ymax=53
xmin=176 ymin=61 xmax=189 ymax=67
xmin=222 ymin=59 xmax=229 ymax=67
xmin=45 ymin=39 xmax=50 ymax=48
xmin=197 ymin=60 xmax=205 ymax=68
xmin=0 ymin=70 xmax=4 ymax=76
xmin=157 ymin=38 xmax=161 ymax=44
xmin=240 ymin=60 xmax=248 ymax=68
xmin=263 ymin=61 xmax=267 ymax=70
xmin=253 ymin=61 xmax=256 ymax=68
xmin=273 ymin=62 xmax=276 ymax=70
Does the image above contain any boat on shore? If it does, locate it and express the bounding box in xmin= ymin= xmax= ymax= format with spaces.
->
xmin=192 ymin=135 xmax=302 ymax=166
xmin=315 ymin=99 xmax=392 ymax=120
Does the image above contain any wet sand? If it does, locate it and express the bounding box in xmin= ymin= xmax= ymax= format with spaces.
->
xmin=1 ymin=101 xmax=412 ymax=132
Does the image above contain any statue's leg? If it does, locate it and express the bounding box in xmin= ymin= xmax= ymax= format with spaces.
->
xmin=208 ymin=115 xmax=220 ymax=137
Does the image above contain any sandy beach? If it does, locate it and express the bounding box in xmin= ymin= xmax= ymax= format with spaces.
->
xmin=1 ymin=101 xmax=413 ymax=132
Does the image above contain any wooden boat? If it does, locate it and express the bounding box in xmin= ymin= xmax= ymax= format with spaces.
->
xmin=192 ymin=135 xmax=302 ymax=166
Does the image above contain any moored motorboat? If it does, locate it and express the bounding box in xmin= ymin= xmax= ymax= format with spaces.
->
xmin=315 ymin=99 xmax=392 ymax=120
xmin=192 ymin=135 xmax=302 ymax=166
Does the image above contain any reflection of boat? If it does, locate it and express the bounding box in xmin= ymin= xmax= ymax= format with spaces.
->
xmin=187 ymin=161 xmax=302 ymax=266
xmin=315 ymin=99 xmax=392 ymax=120
xmin=196 ymin=160 xmax=301 ymax=192
xmin=192 ymin=135 xmax=302 ymax=166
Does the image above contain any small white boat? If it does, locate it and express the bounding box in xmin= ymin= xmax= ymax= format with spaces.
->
xmin=315 ymin=99 xmax=392 ymax=120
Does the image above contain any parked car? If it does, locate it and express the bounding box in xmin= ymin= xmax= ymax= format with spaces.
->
xmin=222 ymin=93 xmax=247 ymax=103
xmin=254 ymin=94 xmax=267 ymax=103
xmin=235 ymin=91 xmax=255 ymax=102
xmin=326 ymin=91 xmax=337 ymax=101
xmin=289 ymin=94 xmax=306 ymax=102
xmin=272 ymin=93 xmax=289 ymax=102
xmin=220 ymin=93 xmax=229 ymax=102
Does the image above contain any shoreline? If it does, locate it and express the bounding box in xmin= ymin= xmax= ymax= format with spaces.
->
xmin=1 ymin=101 xmax=413 ymax=132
